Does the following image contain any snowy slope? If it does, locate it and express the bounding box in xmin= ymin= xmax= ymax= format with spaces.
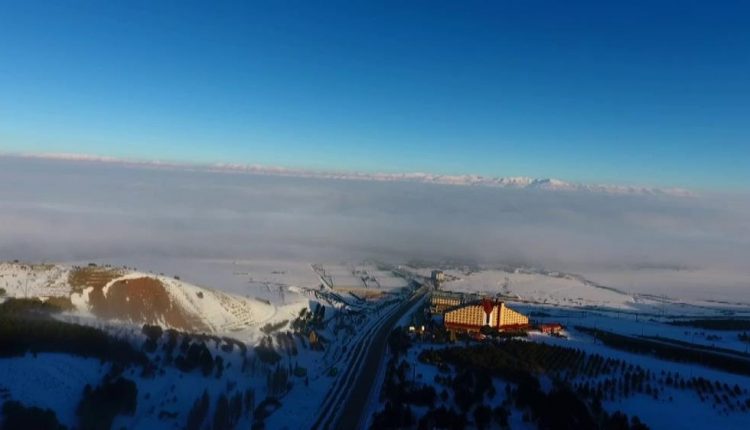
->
xmin=0 ymin=262 xmax=72 ymax=298
xmin=0 ymin=262 xmax=281 ymax=340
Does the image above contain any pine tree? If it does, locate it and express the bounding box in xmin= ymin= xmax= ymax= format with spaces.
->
xmin=212 ymin=394 xmax=230 ymax=430
xmin=186 ymin=390 xmax=210 ymax=430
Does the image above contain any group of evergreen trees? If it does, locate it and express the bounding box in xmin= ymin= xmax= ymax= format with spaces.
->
xmin=260 ymin=319 xmax=289 ymax=335
xmin=254 ymin=335 xmax=281 ymax=364
xmin=76 ymin=377 xmax=138 ymax=430
xmin=0 ymin=298 xmax=148 ymax=367
xmin=372 ymin=327 xmax=662 ymax=429
xmin=1 ymin=400 xmax=65 ymax=430
xmin=185 ymin=388 xmax=256 ymax=430
xmin=174 ymin=340 xmax=219 ymax=376
xmin=290 ymin=304 xmax=326 ymax=333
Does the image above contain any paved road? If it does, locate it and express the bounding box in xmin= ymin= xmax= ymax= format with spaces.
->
xmin=311 ymin=286 xmax=427 ymax=430
xmin=332 ymin=288 xmax=427 ymax=430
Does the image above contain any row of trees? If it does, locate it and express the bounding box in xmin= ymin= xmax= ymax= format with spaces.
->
xmin=671 ymin=319 xmax=750 ymax=331
xmin=185 ymin=387 xmax=257 ymax=430
xmin=577 ymin=326 xmax=750 ymax=376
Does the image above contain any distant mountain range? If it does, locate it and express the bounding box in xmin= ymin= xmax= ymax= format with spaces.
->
xmin=5 ymin=152 xmax=693 ymax=197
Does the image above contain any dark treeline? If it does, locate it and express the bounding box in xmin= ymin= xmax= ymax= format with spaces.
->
xmin=670 ymin=319 xmax=750 ymax=331
xmin=0 ymin=297 xmax=66 ymax=315
xmin=420 ymin=341 xmax=587 ymax=385
xmin=577 ymin=326 xmax=750 ymax=376
xmin=77 ymin=377 xmax=138 ymax=430
xmin=260 ymin=319 xmax=289 ymax=335
xmin=1 ymin=400 xmax=66 ymax=430
xmin=0 ymin=299 xmax=147 ymax=366
xmin=255 ymin=336 xmax=281 ymax=364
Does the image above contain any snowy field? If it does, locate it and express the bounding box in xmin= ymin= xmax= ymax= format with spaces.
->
xmin=584 ymin=267 xmax=750 ymax=306
xmin=418 ymin=265 xmax=750 ymax=318
xmin=314 ymin=263 xmax=409 ymax=292
xmin=439 ymin=268 xmax=635 ymax=309
xmin=0 ymin=262 xmax=75 ymax=298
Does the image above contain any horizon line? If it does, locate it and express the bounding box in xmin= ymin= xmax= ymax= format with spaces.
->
xmin=0 ymin=151 xmax=696 ymax=197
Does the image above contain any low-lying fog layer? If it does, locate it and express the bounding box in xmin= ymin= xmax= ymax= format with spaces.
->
xmin=1 ymin=156 xmax=749 ymax=295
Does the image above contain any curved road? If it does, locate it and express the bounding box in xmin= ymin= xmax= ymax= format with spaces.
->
xmin=311 ymin=285 xmax=427 ymax=430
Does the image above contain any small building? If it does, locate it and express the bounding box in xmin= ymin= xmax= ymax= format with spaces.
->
xmin=444 ymin=298 xmax=529 ymax=333
xmin=429 ymin=290 xmax=464 ymax=314
xmin=431 ymin=270 xmax=445 ymax=285
xmin=538 ymin=323 xmax=564 ymax=334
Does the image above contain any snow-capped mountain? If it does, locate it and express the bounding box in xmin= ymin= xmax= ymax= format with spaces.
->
xmin=4 ymin=153 xmax=692 ymax=196
xmin=209 ymin=166 xmax=692 ymax=196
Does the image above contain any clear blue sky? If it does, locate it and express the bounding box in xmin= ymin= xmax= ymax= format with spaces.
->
xmin=0 ymin=1 xmax=748 ymax=189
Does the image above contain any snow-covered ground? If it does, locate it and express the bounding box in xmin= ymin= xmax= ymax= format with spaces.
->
xmin=439 ymin=268 xmax=636 ymax=309
xmin=0 ymin=334 xmax=289 ymax=429
xmin=0 ymin=259 xmax=418 ymax=429
xmin=368 ymin=305 xmax=750 ymax=429
xmin=313 ymin=263 xmax=410 ymax=292
xmin=385 ymin=332 xmax=750 ymax=430
xmin=3 ymin=260 xmax=750 ymax=429
xmin=363 ymin=264 xmax=750 ymax=429
xmin=0 ymin=354 xmax=109 ymax=426
xmin=0 ymin=262 xmax=73 ymax=298
xmin=530 ymin=328 xmax=750 ymax=429
xmin=585 ymin=267 xmax=750 ymax=306
xmin=415 ymin=265 xmax=750 ymax=318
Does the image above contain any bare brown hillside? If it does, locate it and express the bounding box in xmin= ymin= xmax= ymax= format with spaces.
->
xmin=68 ymin=266 xmax=123 ymax=293
xmin=87 ymin=277 xmax=208 ymax=332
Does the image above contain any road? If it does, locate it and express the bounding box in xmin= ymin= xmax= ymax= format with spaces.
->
xmin=311 ymin=285 xmax=427 ymax=430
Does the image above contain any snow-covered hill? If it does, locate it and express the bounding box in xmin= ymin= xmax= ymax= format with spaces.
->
xmin=0 ymin=262 xmax=279 ymax=338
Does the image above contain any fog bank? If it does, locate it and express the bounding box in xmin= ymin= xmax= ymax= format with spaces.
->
xmin=1 ymin=157 xmax=749 ymax=274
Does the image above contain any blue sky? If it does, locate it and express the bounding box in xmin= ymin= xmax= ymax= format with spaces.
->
xmin=0 ymin=1 xmax=748 ymax=189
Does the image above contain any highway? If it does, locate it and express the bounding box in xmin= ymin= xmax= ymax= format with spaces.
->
xmin=310 ymin=284 xmax=428 ymax=430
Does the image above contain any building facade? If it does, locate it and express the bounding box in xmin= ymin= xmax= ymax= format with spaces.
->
xmin=444 ymin=298 xmax=529 ymax=332
xmin=431 ymin=270 xmax=446 ymax=285
xmin=538 ymin=323 xmax=564 ymax=334
xmin=429 ymin=291 xmax=464 ymax=314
